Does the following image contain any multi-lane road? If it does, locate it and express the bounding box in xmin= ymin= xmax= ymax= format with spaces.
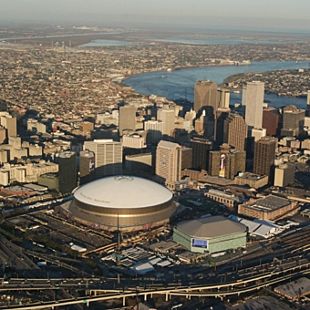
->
xmin=0 ymin=221 xmax=309 ymax=309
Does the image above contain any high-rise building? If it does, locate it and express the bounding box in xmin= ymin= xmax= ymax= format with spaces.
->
xmin=253 ymin=136 xmax=277 ymax=177
xmin=244 ymin=81 xmax=264 ymax=129
xmin=263 ymin=107 xmax=280 ymax=136
xmin=218 ymin=88 xmax=230 ymax=109
xmin=250 ymin=128 xmax=267 ymax=142
xmin=122 ymin=133 xmax=146 ymax=149
xmin=57 ymin=151 xmax=78 ymax=194
xmin=0 ymin=126 xmax=6 ymax=144
xmin=144 ymin=119 xmax=164 ymax=145
xmin=306 ymin=90 xmax=310 ymax=117
xmin=84 ymin=139 xmax=123 ymax=176
xmin=191 ymin=137 xmax=213 ymax=171
xmin=281 ymin=105 xmax=305 ymax=137
xmin=79 ymin=150 xmax=95 ymax=180
xmin=0 ymin=115 xmax=17 ymax=138
xmin=194 ymin=81 xmax=218 ymax=114
xmin=223 ymin=113 xmax=247 ymax=151
xmin=157 ymin=108 xmax=175 ymax=136
xmin=156 ymin=140 xmax=182 ymax=190
xmin=119 ymin=105 xmax=136 ymax=135
xmin=215 ymin=109 xmax=230 ymax=146
xmin=274 ymin=163 xmax=295 ymax=187
xmin=208 ymin=144 xmax=246 ymax=179
xmin=181 ymin=147 xmax=192 ymax=170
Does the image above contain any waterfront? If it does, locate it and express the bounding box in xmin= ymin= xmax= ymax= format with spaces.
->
xmin=124 ymin=60 xmax=309 ymax=108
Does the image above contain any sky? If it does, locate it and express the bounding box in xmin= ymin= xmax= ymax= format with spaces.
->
xmin=0 ymin=0 xmax=310 ymax=32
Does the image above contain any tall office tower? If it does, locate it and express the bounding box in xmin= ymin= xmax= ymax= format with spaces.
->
xmin=208 ymin=144 xmax=246 ymax=179
xmin=119 ymin=105 xmax=136 ymax=135
xmin=156 ymin=140 xmax=182 ymax=190
xmin=215 ymin=109 xmax=230 ymax=146
xmin=281 ymin=105 xmax=305 ymax=137
xmin=57 ymin=151 xmax=78 ymax=194
xmin=194 ymin=80 xmax=218 ymax=114
xmin=1 ymin=116 xmax=17 ymax=138
xmin=0 ymin=127 xmax=6 ymax=144
xmin=191 ymin=137 xmax=213 ymax=171
xmin=223 ymin=113 xmax=247 ymax=151
xmin=263 ymin=107 xmax=280 ymax=136
xmin=253 ymin=136 xmax=277 ymax=177
xmin=144 ymin=119 xmax=164 ymax=145
xmin=181 ymin=147 xmax=192 ymax=170
xmin=157 ymin=108 xmax=175 ymax=136
xmin=274 ymin=163 xmax=295 ymax=187
xmin=194 ymin=113 xmax=205 ymax=136
xmin=79 ymin=150 xmax=95 ymax=179
xmin=250 ymin=128 xmax=266 ymax=142
xmin=244 ymin=81 xmax=265 ymax=129
xmin=306 ymin=90 xmax=310 ymax=117
xmin=218 ymin=87 xmax=230 ymax=109
xmin=84 ymin=139 xmax=123 ymax=176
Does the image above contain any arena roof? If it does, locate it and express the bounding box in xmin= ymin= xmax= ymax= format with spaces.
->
xmin=176 ymin=216 xmax=246 ymax=239
xmin=74 ymin=176 xmax=173 ymax=209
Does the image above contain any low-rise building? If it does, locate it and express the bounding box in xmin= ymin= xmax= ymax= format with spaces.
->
xmin=234 ymin=172 xmax=269 ymax=189
xmin=238 ymin=195 xmax=299 ymax=221
xmin=173 ymin=216 xmax=247 ymax=254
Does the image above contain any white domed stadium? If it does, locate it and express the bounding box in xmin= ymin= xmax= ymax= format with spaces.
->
xmin=67 ymin=176 xmax=177 ymax=232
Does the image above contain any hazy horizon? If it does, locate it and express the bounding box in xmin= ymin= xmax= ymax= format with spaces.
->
xmin=0 ymin=0 xmax=310 ymax=33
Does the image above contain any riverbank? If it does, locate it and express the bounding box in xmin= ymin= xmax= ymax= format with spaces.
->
xmin=123 ymin=60 xmax=309 ymax=109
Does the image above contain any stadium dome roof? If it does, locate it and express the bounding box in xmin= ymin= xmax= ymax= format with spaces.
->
xmin=74 ymin=176 xmax=173 ymax=209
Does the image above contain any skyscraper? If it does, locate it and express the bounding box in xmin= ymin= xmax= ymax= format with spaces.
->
xmin=244 ymin=81 xmax=264 ymax=129
xmin=119 ymin=105 xmax=136 ymax=135
xmin=218 ymin=87 xmax=230 ymax=109
xmin=156 ymin=140 xmax=182 ymax=190
xmin=208 ymin=144 xmax=246 ymax=179
xmin=194 ymin=81 xmax=218 ymax=114
xmin=79 ymin=150 xmax=95 ymax=182
xmin=253 ymin=136 xmax=277 ymax=177
xmin=263 ymin=107 xmax=280 ymax=136
xmin=84 ymin=139 xmax=123 ymax=176
xmin=281 ymin=105 xmax=305 ymax=137
xmin=191 ymin=137 xmax=213 ymax=171
xmin=157 ymin=108 xmax=175 ymax=136
xmin=144 ymin=119 xmax=164 ymax=145
xmin=57 ymin=151 xmax=78 ymax=194
xmin=306 ymin=90 xmax=310 ymax=117
xmin=223 ymin=113 xmax=247 ymax=151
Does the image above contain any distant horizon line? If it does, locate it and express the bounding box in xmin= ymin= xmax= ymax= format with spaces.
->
xmin=0 ymin=18 xmax=309 ymax=36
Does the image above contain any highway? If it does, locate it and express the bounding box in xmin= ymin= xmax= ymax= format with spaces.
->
xmin=0 ymin=215 xmax=308 ymax=308
xmin=1 ymin=262 xmax=309 ymax=310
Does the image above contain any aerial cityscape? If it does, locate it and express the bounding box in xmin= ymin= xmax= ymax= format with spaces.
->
xmin=0 ymin=0 xmax=309 ymax=309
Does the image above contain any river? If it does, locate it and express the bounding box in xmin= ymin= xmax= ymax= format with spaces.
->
xmin=123 ymin=61 xmax=309 ymax=109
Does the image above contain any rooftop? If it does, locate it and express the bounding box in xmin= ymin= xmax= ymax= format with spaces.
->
xmin=251 ymin=195 xmax=291 ymax=212
xmin=74 ymin=176 xmax=173 ymax=209
xmin=176 ymin=216 xmax=246 ymax=238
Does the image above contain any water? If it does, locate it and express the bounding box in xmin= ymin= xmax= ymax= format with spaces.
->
xmin=81 ymin=39 xmax=130 ymax=47
xmin=123 ymin=61 xmax=309 ymax=109
xmin=152 ymin=37 xmax=292 ymax=45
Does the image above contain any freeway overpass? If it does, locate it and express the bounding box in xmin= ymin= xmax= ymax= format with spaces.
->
xmin=1 ymin=261 xmax=309 ymax=310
